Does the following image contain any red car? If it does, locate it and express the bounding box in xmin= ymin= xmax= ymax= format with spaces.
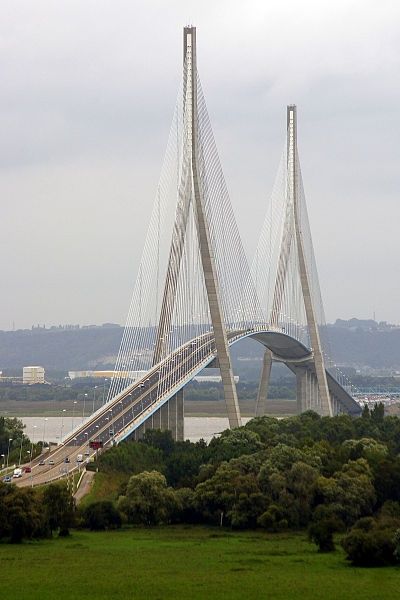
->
xmin=24 ymin=467 xmax=32 ymax=473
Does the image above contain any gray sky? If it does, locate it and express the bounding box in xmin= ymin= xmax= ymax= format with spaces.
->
xmin=1 ymin=0 xmax=399 ymax=330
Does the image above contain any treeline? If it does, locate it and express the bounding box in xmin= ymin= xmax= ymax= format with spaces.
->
xmin=0 ymin=382 xmax=108 ymax=404
xmin=87 ymin=405 xmax=400 ymax=566
xmin=3 ymin=407 xmax=400 ymax=566
xmin=0 ymin=483 xmax=74 ymax=543
xmin=184 ymin=380 xmax=296 ymax=401
xmin=0 ymin=380 xmax=295 ymax=404
xmin=0 ymin=417 xmax=37 ymax=465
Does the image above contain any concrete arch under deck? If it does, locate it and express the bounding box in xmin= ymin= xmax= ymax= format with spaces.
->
xmin=17 ymin=327 xmax=362 ymax=487
xmin=115 ymin=328 xmax=360 ymax=443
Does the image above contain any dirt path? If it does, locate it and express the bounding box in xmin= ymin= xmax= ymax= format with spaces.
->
xmin=74 ymin=470 xmax=95 ymax=504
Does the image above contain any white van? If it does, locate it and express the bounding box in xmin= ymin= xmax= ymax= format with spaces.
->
xmin=13 ymin=468 xmax=23 ymax=478
xmin=77 ymin=454 xmax=83 ymax=463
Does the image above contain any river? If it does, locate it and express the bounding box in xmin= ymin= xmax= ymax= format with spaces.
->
xmin=20 ymin=416 xmax=252 ymax=444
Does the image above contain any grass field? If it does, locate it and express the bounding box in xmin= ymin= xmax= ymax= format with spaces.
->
xmin=2 ymin=398 xmax=296 ymax=417
xmin=78 ymin=471 xmax=128 ymax=508
xmin=0 ymin=527 xmax=398 ymax=600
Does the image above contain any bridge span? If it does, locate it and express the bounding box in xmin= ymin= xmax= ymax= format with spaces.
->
xmin=17 ymin=327 xmax=360 ymax=488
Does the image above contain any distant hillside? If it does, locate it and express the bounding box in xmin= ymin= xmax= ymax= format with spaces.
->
xmin=0 ymin=319 xmax=399 ymax=375
xmin=0 ymin=326 xmax=123 ymax=371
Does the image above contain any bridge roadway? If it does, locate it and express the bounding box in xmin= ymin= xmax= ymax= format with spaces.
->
xmin=16 ymin=326 xmax=358 ymax=487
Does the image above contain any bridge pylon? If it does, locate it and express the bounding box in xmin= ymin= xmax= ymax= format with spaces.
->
xmin=255 ymin=106 xmax=333 ymax=417
xmin=152 ymin=26 xmax=241 ymax=431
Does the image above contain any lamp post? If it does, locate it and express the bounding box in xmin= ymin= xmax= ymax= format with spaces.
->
xmin=103 ymin=378 xmax=108 ymax=405
xmin=18 ymin=436 xmax=24 ymax=466
xmin=29 ymin=424 xmax=37 ymax=467
xmin=119 ymin=401 xmax=125 ymax=429
xmin=72 ymin=401 xmax=77 ymax=431
xmin=82 ymin=393 xmax=88 ymax=421
xmin=92 ymin=386 xmax=97 ymax=414
xmin=42 ymin=417 xmax=48 ymax=450
xmin=60 ymin=409 xmax=66 ymax=441
xmin=6 ymin=438 xmax=12 ymax=469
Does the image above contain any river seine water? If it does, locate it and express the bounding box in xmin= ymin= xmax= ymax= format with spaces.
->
xmin=20 ymin=416 xmax=252 ymax=444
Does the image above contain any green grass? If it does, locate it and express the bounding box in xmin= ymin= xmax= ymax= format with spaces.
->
xmin=0 ymin=527 xmax=398 ymax=599
xmin=78 ymin=471 xmax=128 ymax=508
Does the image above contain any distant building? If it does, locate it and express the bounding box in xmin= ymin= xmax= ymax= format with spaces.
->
xmin=23 ymin=366 xmax=45 ymax=385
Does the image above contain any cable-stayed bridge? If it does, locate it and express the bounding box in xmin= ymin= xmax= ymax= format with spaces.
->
xmin=20 ymin=26 xmax=361 ymax=486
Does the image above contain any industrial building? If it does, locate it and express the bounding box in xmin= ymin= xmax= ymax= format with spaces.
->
xmin=23 ymin=366 xmax=45 ymax=384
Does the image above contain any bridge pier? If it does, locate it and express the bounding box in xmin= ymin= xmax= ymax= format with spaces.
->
xmin=133 ymin=390 xmax=184 ymax=442
xmin=255 ymin=350 xmax=272 ymax=417
xmin=296 ymin=368 xmax=307 ymax=413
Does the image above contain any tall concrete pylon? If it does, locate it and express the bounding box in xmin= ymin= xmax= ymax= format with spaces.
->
xmin=257 ymin=106 xmax=333 ymax=417
xmin=288 ymin=105 xmax=332 ymax=417
xmin=153 ymin=26 xmax=241 ymax=429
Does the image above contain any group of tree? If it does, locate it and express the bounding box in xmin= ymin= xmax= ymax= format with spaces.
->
xmin=3 ymin=405 xmax=400 ymax=567
xmin=0 ymin=482 xmax=74 ymax=543
xmin=0 ymin=417 xmax=34 ymax=465
xmin=90 ymin=405 xmax=400 ymax=566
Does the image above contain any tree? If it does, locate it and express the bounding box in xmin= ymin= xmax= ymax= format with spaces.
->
xmin=42 ymin=483 xmax=75 ymax=536
xmin=208 ymin=429 xmax=263 ymax=462
xmin=118 ymin=471 xmax=177 ymax=525
xmin=140 ymin=430 xmax=175 ymax=457
xmin=258 ymin=504 xmax=288 ymax=532
xmin=97 ymin=441 xmax=164 ymax=475
xmin=370 ymin=402 xmax=385 ymax=423
xmin=0 ymin=484 xmax=43 ymax=543
xmin=315 ymin=459 xmax=375 ymax=527
xmin=308 ymin=520 xmax=335 ymax=552
xmin=341 ymin=527 xmax=398 ymax=567
xmin=194 ymin=461 xmax=265 ymax=527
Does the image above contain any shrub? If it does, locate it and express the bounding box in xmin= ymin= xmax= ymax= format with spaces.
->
xmin=82 ymin=501 xmax=122 ymax=531
xmin=308 ymin=519 xmax=335 ymax=552
xmin=341 ymin=527 xmax=398 ymax=566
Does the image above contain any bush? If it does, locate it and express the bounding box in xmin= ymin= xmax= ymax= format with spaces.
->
xmin=81 ymin=501 xmax=122 ymax=531
xmin=258 ymin=505 xmax=288 ymax=532
xmin=341 ymin=527 xmax=398 ymax=566
xmin=308 ymin=519 xmax=336 ymax=552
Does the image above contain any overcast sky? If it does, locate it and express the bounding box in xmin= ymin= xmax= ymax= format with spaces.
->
xmin=0 ymin=0 xmax=399 ymax=330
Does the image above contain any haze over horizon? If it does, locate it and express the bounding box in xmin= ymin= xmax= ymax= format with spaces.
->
xmin=1 ymin=1 xmax=399 ymax=331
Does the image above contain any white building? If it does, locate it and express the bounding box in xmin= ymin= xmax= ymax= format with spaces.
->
xmin=23 ymin=366 xmax=45 ymax=385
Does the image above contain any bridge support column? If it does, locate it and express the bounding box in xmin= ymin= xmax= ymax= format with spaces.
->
xmin=176 ymin=389 xmax=184 ymax=442
xmin=152 ymin=407 xmax=162 ymax=429
xmin=161 ymin=402 xmax=169 ymax=430
xmin=166 ymin=389 xmax=184 ymax=441
xmin=168 ymin=394 xmax=177 ymax=438
xmin=146 ymin=391 xmax=184 ymax=441
xmin=255 ymin=350 xmax=272 ymax=417
xmin=296 ymin=368 xmax=308 ymax=414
